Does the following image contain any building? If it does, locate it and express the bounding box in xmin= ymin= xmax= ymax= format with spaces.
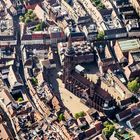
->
xmin=126 ymin=114 xmax=140 ymax=129
xmin=58 ymin=40 xmax=94 ymax=66
xmin=114 ymin=39 xmax=140 ymax=66
xmin=34 ymin=4 xmax=46 ymax=21
xmin=0 ymin=123 xmax=14 ymax=139
xmin=99 ymin=8 xmax=127 ymax=39
xmin=107 ymin=67 xmax=132 ymax=108
xmin=0 ymin=6 xmax=17 ymax=46
xmin=4 ymin=0 xmax=25 ymax=16
xmin=24 ymin=0 xmax=43 ymax=9
xmin=130 ymin=0 xmax=140 ymax=16
xmin=95 ymin=41 xmax=115 ymax=73
xmin=115 ymin=0 xmax=140 ymax=37
xmin=0 ymin=88 xmax=16 ymax=107
xmin=82 ymin=23 xmax=98 ymax=41
xmin=62 ymin=36 xmax=116 ymax=115
xmin=104 ymin=28 xmax=127 ymax=39
xmin=0 ymin=45 xmax=15 ymax=70
xmin=124 ymin=50 xmax=140 ymax=80
xmin=116 ymin=108 xmax=132 ymax=122
xmin=8 ymin=66 xmax=23 ymax=90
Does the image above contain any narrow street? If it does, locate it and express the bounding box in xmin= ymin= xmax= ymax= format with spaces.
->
xmin=14 ymin=16 xmax=38 ymax=110
xmin=14 ymin=21 xmax=64 ymax=138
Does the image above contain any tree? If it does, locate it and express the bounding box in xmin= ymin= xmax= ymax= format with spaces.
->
xmin=75 ymin=113 xmax=80 ymax=119
xmin=108 ymin=125 xmax=115 ymax=132
xmin=97 ymin=31 xmax=105 ymax=40
xmin=34 ymin=22 xmax=46 ymax=31
xmin=127 ymin=79 xmax=140 ymax=93
xmin=103 ymin=121 xmax=115 ymax=138
xmin=92 ymin=0 xmax=100 ymax=6
xmin=18 ymin=97 xmax=23 ymax=102
xmin=103 ymin=127 xmax=111 ymax=138
xmin=103 ymin=121 xmax=112 ymax=127
xmin=98 ymin=3 xmax=105 ymax=10
xmin=34 ymin=24 xmax=41 ymax=31
xmin=58 ymin=114 xmax=65 ymax=121
xmin=31 ymin=77 xmax=38 ymax=86
xmin=75 ymin=111 xmax=86 ymax=119
xmin=25 ymin=17 xmax=31 ymax=24
xmin=79 ymin=111 xmax=86 ymax=117
xmin=27 ymin=9 xmax=33 ymax=15
xmin=19 ymin=16 xmax=25 ymax=22
xmin=30 ymin=13 xmax=36 ymax=20
xmin=103 ymin=125 xmax=115 ymax=138
xmin=40 ymin=21 xmax=46 ymax=29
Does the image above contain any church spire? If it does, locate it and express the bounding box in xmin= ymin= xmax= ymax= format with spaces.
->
xmin=66 ymin=34 xmax=75 ymax=56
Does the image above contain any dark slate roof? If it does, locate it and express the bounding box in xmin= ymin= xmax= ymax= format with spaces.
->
xmin=0 ymin=35 xmax=16 ymax=40
xmin=128 ymin=114 xmax=140 ymax=128
xmin=100 ymin=8 xmax=112 ymax=16
xmin=88 ymin=32 xmax=98 ymax=35
xmin=95 ymin=85 xmax=113 ymax=101
xmin=105 ymin=28 xmax=127 ymax=35
xmin=117 ymin=108 xmax=132 ymax=120
xmin=71 ymin=71 xmax=91 ymax=86
xmin=70 ymin=32 xmax=85 ymax=38
xmin=27 ymin=0 xmax=43 ymax=5
xmin=116 ymin=0 xmax=130 ymax=7
xmin=120 ymin=97 xmax=132 ymax=106
xmin=119 ymin=6 xmax=135 ymax=13
xmin=78 ymin=16 xmax=91 ymax=24
xmin=123 ymin=12 xmax=139 ymax=20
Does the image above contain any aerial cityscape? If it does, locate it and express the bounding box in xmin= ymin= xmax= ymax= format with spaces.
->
xmin=0 ymin=0 xmax=140 ymax=139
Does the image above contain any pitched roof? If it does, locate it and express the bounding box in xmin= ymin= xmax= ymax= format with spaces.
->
xmin=95 ymin=121 xmax=103 ymax=132
xmin=128 ymin=114 xmax=140 ymax=128
xmin=8 ymin=66 xmax=23 ymax=88
xmin=95 ymin=85 xmax=113 ymax=101
xmin=71 ymin=72 xmax=92 ymax=86
xmin=116 ymin=108 xmax=132 ymax=121
xmin=112 ymin=75 xmax=132 ymax=98
xmin=136 ymin=101 xmax=140 ymax=108
xmin=0 ymin=88 xmax=15 ymax=106
xmin=120 ymin=98 xmax=132 ymax=106
xmin=85 ymin=126 xmax=97 ymax=138
xmin=51 ymin=96 xmax=61 ymax=111
xmin=0 ymin=123 xmax=13 ymax=139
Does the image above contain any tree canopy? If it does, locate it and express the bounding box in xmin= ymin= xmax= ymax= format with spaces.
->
xmin=127 ymin=79 xmax=140 ymax=93
xmin=75 ymin=111 xmax=86 ymax=119
xmin=97 ymin=31 xmax=105 ymax=40
xmin=31 ymin=77 xmax=38 ymax=86
xmin=18 ymin=97 xmax=23 ymax=102
xmin=20 ymin=9 xmax=37 ymax=24
xmin=103 ymin=121 xmax=115 ymax=138
xmin=58 ymin=113 xmax=65 ymax=122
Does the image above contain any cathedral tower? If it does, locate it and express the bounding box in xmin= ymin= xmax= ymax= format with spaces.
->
xmin=62 ymin=36 xmax=75 ymax=84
